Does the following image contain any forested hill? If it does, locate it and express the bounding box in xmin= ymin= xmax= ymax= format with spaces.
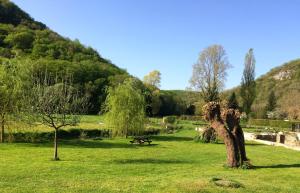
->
xmin=0 ymin=0 xmax=129 ymax=114
xmin=225 ymin=59 xmax=300 ymax=119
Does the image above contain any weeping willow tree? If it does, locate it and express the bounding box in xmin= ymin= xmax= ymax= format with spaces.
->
xmin=104 ymin=78 xmax=145 ymax=137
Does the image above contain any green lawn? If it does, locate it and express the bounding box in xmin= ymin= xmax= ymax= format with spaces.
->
xmin=1 ymin=127 xmax=300 ymax=193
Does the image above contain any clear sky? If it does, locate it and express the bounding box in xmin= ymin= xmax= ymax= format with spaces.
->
xmin=12 ymin=0 xmax=300 ymax=90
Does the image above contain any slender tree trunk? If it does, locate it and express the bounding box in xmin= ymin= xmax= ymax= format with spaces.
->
xmin=211 ymin=120 xmax=240 ymax=167
xmin=0 ymin=115 xmax=5 ymax=143
xmin=53 ymin=128 xmax=59 ymax=161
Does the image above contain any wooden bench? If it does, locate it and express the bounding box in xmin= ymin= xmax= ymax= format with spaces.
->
xmin=130 ymin=136 xmax=152 ymax=145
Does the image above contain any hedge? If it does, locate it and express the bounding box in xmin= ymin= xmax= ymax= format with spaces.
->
xmin=4 ymin=128 xmax=160 ymax=143
xmin=248 ymin=119 xmax=300 ymax=129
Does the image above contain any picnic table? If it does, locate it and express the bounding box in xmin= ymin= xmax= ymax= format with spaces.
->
xmin=130 ymin=136 xmax=152 ymax=145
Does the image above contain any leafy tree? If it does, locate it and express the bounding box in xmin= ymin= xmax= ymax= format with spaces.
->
xmin=240 ymin=48 xmax=256 ymax=115
xmin=28 ymin=74 xmax=87 ymax=160
xmin=143 ymin=70 xmax=161 ymax=89
xmin=266 ymin=90 xmax=276 ymax=112
xmin=104 ymin=78 xmax=145 ymax=137
xmin=190 ymin=45 xmax=231 ymax=102
xmin=228 ymin=92 xmax=239 ymax=109
xmin=4 ymin=31 xmax=35 ymax=50
xmin=0 ymin=59 xmax=22 ymax=142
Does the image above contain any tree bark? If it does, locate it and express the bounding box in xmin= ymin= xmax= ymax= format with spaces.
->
xmin=232 ymin=125 xmax=247 ymax=162
xmin=224 ymin=109 xmax=248 ymax=164
xmin=211 ymin=120 xmax=240 ymax=167
xmin=53 ymin=129 xmax=59 ymax=161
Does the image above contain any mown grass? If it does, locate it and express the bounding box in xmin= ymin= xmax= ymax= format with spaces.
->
xmin=1 ymin=126 xmax=300 ymax=193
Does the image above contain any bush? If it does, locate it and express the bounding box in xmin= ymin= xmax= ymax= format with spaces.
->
xmin=162 ymin=116 xmax=177 ymax=125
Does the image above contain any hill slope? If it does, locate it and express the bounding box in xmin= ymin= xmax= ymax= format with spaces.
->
xmin=227 ymin=59 xmax=300 ymax=119
xmin=0 ymin=0 xmax=129 ymax=114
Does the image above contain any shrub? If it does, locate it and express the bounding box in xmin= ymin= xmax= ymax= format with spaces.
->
xmin=162 ymin=116 xmax=177 ymax=125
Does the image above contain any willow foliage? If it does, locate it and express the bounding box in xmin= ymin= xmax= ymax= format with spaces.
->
xmin=104 ymin=78 xmax=145 ymax=137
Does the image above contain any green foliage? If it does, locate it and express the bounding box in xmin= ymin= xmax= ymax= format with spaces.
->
xmin=104 ymin=78 xmax=145 ymax=137
xmin=0 ymin=59 xmax=23 ymax=142
xmin=143 ymin=70 xmax=161 ymax=89
xmin=0 ymin=1 xmax=128 ymax=114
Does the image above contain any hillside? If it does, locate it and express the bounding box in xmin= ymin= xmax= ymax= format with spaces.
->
xmin=0 ymin=0 xmax=129 ymax=114
xmin=226 ymin=59 xmax=300 ymax=119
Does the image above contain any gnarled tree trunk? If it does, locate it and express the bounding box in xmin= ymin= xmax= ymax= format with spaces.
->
xmin=211 ymin=120 xmax=240 ymax=167
xmin=203 ymin=102 xmax=240 ymax=167
xmin=223 ymin=108 xmax=248 ymax=164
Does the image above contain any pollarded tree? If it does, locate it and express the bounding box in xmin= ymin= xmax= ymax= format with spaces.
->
xmin=240 ymin=48 xmax=256 ymax=116
xmin=104 ymin=78 xmax=145 ymax=137
xmin=29 ymin=74 xmax=87 ymax=160
xmin=190 ymin=45 xmax=231 ymax=102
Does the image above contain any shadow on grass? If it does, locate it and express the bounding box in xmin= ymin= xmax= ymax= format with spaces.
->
xmin=113 ymin=158 xmax=194 ymax=164
xmin=150 ymin=135 xmax=193 ymax=142
xmin=245 ymin=143 xmax=266 ymax=146
xmin=254 ymin=164 xmax=300 ymax=169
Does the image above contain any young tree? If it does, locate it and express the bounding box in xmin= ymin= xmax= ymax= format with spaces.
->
xmin=228 ymin=92 xmax=239 ymax=109
xmin=29 ymin=75 xmax=86 ymax=160
xmin=104 ymin=78 xmax=145 ymax=137
xmin=190 ymin=45 xmax=231 ymax=102
xmin=143 ymin=70 xmax=161 ymax=89
xmin=240 ymin=48 xmax=256 ymax=116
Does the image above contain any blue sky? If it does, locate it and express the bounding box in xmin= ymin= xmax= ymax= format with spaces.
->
xmin=12 ymin=0 xmax=300 ymax=90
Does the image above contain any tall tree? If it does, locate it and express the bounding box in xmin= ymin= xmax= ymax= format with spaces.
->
xmin=240 ymin=48 xmax=256 ymax=116
xmin=104 ymin=78 xmax=145 ymax=137
xmin=190 ymin=45 xmax=231 ymax=102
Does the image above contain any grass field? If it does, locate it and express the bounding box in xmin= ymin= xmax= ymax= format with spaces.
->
xmin=1 ymin=122 xmax=300 ymax=193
